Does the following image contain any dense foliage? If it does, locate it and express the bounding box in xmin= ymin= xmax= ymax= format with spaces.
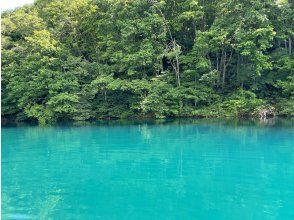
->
xmin=1 ymin=0 xmax=293 ymax=124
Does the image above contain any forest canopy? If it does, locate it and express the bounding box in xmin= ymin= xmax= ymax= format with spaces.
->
xmin=1 ymin=0 xmax=293 ymax=124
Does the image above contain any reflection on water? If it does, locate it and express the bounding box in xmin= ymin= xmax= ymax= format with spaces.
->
xmin=2 ymin=119 xmax=294 ymax=219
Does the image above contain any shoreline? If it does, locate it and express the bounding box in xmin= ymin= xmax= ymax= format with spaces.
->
xmin=2 ymin=115 xmax=293 ymax=127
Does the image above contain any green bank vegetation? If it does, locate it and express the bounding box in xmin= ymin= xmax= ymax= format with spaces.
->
xmin=1 ymin=0 xmax=293 ymax=124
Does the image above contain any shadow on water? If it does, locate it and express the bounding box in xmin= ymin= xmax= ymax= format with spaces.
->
xmin=2 ymin=117 xmax=294 ymax=129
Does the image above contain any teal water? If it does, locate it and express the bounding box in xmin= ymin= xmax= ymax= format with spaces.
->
xmin=2 ymin=119 xmax=294 ymax=219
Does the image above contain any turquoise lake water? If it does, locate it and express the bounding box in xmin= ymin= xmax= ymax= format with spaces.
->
xmin=2 ymin=119 xmax=294 ymax=219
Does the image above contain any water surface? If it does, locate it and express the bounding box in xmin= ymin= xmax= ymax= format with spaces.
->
xmin=2 ymin=119 xmax=294 ymax=219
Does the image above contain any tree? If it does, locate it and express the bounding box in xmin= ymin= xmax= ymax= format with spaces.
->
xmin=1 ymin=0 xmax=293 ymax=123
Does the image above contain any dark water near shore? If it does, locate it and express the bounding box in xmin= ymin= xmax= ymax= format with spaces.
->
xmin=2 ymin=119 xmax=294 ymax=219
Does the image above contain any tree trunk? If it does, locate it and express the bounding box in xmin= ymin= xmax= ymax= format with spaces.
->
xmin=173 ymin=40 xmax=180 ymax=87
xmin=222 ymin=51 xmax=227 ymax=85
xmin=216 ymin=53 xmax=219 ymax=71
xmin=151 ymin=0 xmax=180 ymax=87
xmin=284 ymin=40 xmax=287 ymax=51
xmin=289 ymin=36 xmax=292 ymax=55
xmin=194 ymin=74 xmax=197 ymax=107
xmin=104 ymin=90 xmax=107 ymax=102
xmin=237 ymin=53 xmax=240 ymax=84
xmin=219 ymin=48 xmax=224 ymax=84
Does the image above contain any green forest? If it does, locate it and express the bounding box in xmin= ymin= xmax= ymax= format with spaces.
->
xmin=1 ymin=0 xmax=293 ymax=124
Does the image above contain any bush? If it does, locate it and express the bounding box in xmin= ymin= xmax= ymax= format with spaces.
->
xmin=221 ymin=90 xmax=265 ymax=117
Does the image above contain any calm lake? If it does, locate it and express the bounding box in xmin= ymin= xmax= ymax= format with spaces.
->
xmin=2 ymin=119 xmax=294 ymax=219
